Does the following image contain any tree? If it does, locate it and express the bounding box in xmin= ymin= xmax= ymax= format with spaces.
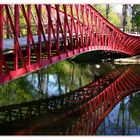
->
xmin=129 ymin=4 xmax=140 ymax=33
xmin=122 ymin=4 xmax=128 ymax=32
xmin=108 ymin=9 xmax=122 ymax=28
xmin=93 ymin=4 xmax=106 ymax=17
xmin=106 ymin=4 xmax=110 ymax=20
xmin=93 ymin=4 xmax=121 ymax=28
xmin=129 ymin=4 xmax=135 ymax=33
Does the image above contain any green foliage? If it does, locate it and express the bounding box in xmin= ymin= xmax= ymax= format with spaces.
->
xmin=134 ymin=11 xmax=140 ymax=31
xmin=0 ymin=59 xmax=116 ymax=106
xmin=0 ymin=77 xmax=37 ymax=106
xmin=93 ymin=4 xmax=106 ymax=17
xmin=126 ymin=15 xmax=132 ymax=32
xmin=3 ymin=4 xmax=123 ymax=39
xmin=93 ymin=4 xmax=122 ymax=28
xmin=108 ymin=10 xmax=121 ymax=27
xmin=131 ymin=5 xmax=140 ymax=31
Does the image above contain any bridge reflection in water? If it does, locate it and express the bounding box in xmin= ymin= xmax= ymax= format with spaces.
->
xmin=0 ymin=63 xmax=139 ymax=135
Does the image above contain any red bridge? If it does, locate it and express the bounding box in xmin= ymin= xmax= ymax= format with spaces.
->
xmin=0 ymin=4 xmax=140 ymax=85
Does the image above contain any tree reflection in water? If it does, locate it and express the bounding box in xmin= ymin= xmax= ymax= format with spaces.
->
xmin=0 ymin=60 xmax=116 ymax=106
xmin=63 ymin=65 xmax=140 ymax=135
xmin=96 ymin=92 xmax=140 ymax=135
xmin=0 ymin=61 xmax=139 ymax=135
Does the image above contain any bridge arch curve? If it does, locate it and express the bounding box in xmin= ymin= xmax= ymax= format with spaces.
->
xmin=0 ymin=4 xmax=140 ymax=84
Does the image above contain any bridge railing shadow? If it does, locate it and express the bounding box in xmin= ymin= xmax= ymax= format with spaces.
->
xmin=9 ymin=65 xmax=140 ymax=135
xmin=0 ymin=65 xmax=140 ymax=135
xmin=0 ymin=66 xmax=127 ymax=125
xmin=64 ymin=66 xmax=140 ymax=135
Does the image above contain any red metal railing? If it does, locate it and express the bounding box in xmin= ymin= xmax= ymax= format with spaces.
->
xmin=0 ymin=65 xmax=139 ymax=135
xmin=66 ymin=66 xmax=140 ymax=135
xmin=5 ymin=65 xmax=139 ymax=135
xmin=0 ymin=4 xmax=140 ymax=85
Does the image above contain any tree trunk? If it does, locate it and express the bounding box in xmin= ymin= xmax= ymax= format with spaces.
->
xmin=106 ymin=4 xmax=110 ymax=20
xmin=131 ymin=5 xmax=135 ymax=33
xmin=122 ymin=4 xmax=128 ymax=32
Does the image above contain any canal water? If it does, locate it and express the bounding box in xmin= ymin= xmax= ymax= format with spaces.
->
xmin=0 ymin=59 xmax=140 ymax=135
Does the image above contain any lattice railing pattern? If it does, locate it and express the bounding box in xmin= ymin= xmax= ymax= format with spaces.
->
xmin=0 ymin=4 xmax=140 ymax=84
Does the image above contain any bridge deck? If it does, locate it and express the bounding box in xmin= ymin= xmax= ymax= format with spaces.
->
xmin=3 ymin=33 xmax=73 ymax=54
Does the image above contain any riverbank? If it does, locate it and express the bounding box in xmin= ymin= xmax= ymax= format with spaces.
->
xmin=114 ymin=55 xmax=140 ymax=64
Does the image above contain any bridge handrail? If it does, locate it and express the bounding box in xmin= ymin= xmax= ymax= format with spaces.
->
xmin=0 ymin=4 xmax=140 ymax=85
xmin=87 ymin=4 xmax=140 ymax=39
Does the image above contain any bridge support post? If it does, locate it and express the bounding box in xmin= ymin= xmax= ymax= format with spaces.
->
xmin=56 ymin=5 xmax=61 ymax=59
xmin=14 ymin=5 xmax=20 ymax=70
xmin=64 ymin=7 xmax=67 ymax=54
xmin=70 ymin=5 xmax=76 ymax=55
xmin=47 ymin=5 xmax=52 ymax=60
xmin=94 ymin=13 xmax=97 ymax=48
xmin=37 ymin=5 xmax=42 ymax=64
xmin=75 ymin=5 xmax=80 ymax=53
xmin=0 ymin=5 xmax=4 ymax=75
xmin=27 ymin=5 xmax=31 ymax=66
xmin=81 ymin=5 xmax=86 ymax=50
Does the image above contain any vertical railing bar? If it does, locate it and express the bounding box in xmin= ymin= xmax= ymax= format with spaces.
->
xmin=70 ymin=5 xmax=77 ymax=53
xmin=70 ymin=5 xmax=77 ymax=54
xmin=55 ymin=5 xmax=67 ymax=55
xmin=102 ymin=22 xmax=105 ymax=48
xmin=80 ymin=5 xmax=84 ymax=50
xmin=10 ymin=5 xmax=24 ymax=37
xmin=6 ymin=5 xmax=27 ymax=71
xmin=109 ymin=29 xmax=114 ymax=50
xmin=94 ymin=13 xmax=97 ymax=49
xmin=20 ymin=5 xmax=40 ymax=64
xmin=0 ymin=5 xmax=4 ymax=75
xmin=64 ymin=6 xmax=67 ymax=55
xmin=81 ymin=5 xmax=86 ymax=50
xmin=89 ymin=9 xmax=94 ymax=49
xmin=96 ymin=15 xmax=99 ymax=49
xmin=75 ymin=4 xmax=82 ymax=50
xmin=75 ymin=4 xmax=80 ymax=52
xmin=85 ymin=5 xmax=88 ymax=49
xmin=115 ymin=33 xmax=121 ymax=51
xmin=70 ymin=4 xmax=74 ymax=53
xmin=46 ymin=5 xmax=58 ymax=53
xmin=56 ymin=5 xmax=61 ymax=58
xmin=14 ymin=5 xmax=20 ymax=70
xmin=37 ymin=5 xmax=42 ymax=64
xmin=85 ymin=6 xmax=90 ymax=50
xmin=118 ymin=34 xmax=128 ymax=52
xmin=63 ymin=4 xmax=74 ymax=54
xmin=128 ymin=40 xmax=139 ymax=54
xmin=0 ymin=6 xmax=13 ymax=76
xmin=125 ymin=36 xmax=136 ymax=50
xmin=27 ymin=5 xmax=31 ymax=66
xmin=105 ymin=25 xmax=108 ymax=49
xmin=36 ymin=5 xmax=57 ymax=62
xmin=122 ymin=36 xmax=130 ymax=51
xmin=107 ymin=27 xmax=110 ymax=50
xmin=98 ymin=18 xmax=101 ymax=49
xmin=46 ymin=5 xmax=51 ymax=60
xmin=113 ymin=31 xmax=118 ymax=51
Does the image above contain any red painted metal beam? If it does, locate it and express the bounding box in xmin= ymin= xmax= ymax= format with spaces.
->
xmin=0 ymin=4 xmax=140 ymax=85
xmin=0 ymin=5 xmax=4 ymax=75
